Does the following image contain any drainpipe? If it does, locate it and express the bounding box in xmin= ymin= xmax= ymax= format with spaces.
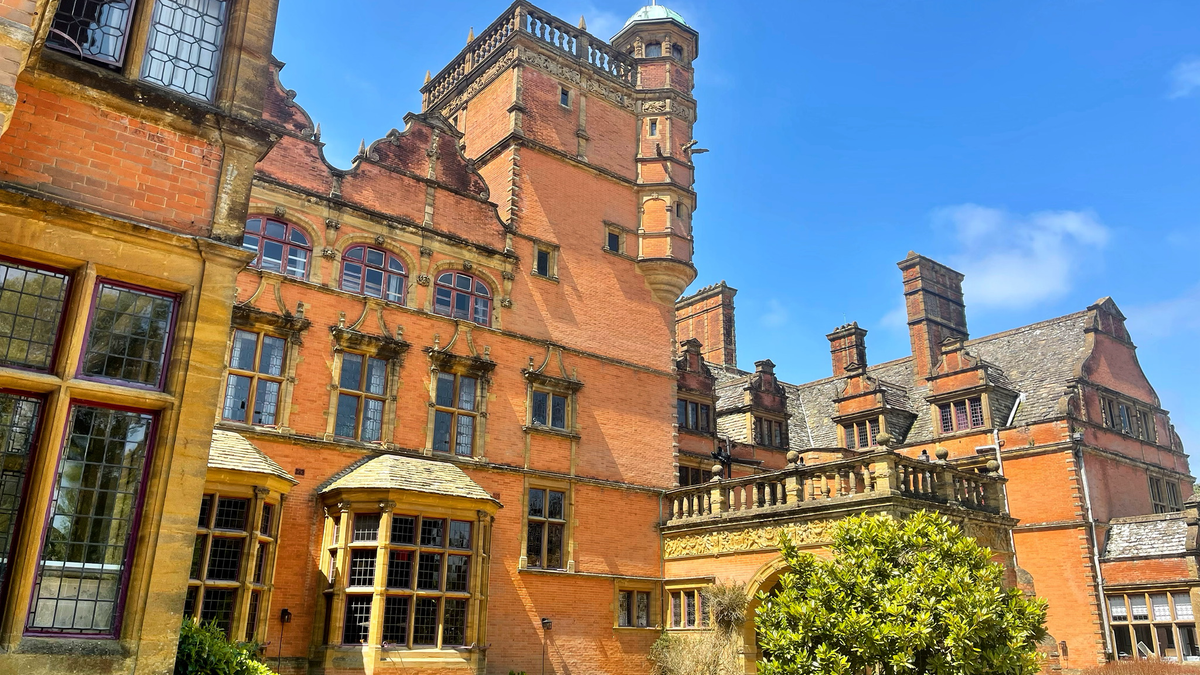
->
xmin=977 ymin=394 xmax=1023 ymax=567
xmin=1077 ymin=445 xmax=1115 ymax=657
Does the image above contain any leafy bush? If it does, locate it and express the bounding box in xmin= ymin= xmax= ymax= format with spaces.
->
xmin=755 ymin=511 xmax=1048 ymax=675
xmin=175 ymin=619 xmax=276 ymax=675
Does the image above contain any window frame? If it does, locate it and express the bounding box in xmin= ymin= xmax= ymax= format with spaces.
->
xmin=531 ymin=243 xmax=557 ymax=280
xmin=666 ymin=586 xmax=709 ymax=630
xmin=78 ymin=278 xmax=178 ymax=391
xmin=559 ymin=86 xmax=571 ymax=108
xmin=0 ymin=390 xmax=44 ymax=609
xmin=753 ymin=416 xmax=786 ymax=448
xmin=935 ymin=396 xmax=987 ymax=435
xmin=25 ymin=403 xmax=157 ymax=637
xmin=843 ymin=418 xmax=881 ymax=450
xmin=647 ymin=117 xmax=660 ymax=137
xmin=431 ymin=371 xmax=480 ymax=457
xmin=1150 ymin=476 xmax=1183 ymax=514
xmin=339 ymin=245 xmax=408 ymax=304
xmin=1107 ymin=591 xmax=1199 ymax=661
xmin=221 ymin=329 xmax=288 ymax=427
xmin=676 ymin=398 xmax=712 ymax=433
xmin=615 ymin=585 xmax=655 ymax=629
xmin=0 ymin=256 xmax=72 ymax=374
xmin=334 ymin=352 xmax=389 ymax=442
xmin=432 ymin=271 xmax=492 ymax=327
xmin=243 ymin=217 xmax=312 ymax=280
xmin=139 ymin=0 xmax=230 ymax=101
xmin=46 ymin=0 xmax=141 ymax=68
xmin=523 ymin=486 xmax=568 ymax=571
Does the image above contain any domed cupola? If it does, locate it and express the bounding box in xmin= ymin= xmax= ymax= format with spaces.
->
xmin=611 ymin=3 xmax=698 ymax=61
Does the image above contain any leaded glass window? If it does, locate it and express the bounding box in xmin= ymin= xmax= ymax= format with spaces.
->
xmin=27 ymin=406 xmax=153 ymax=635
xmin=0 ymin=392 xmax=40 ymax=598
xmin=0 ymin=261 xmax=69 ymax=371
xmin=141 ymin=0 xmax=229 ymax=101
xmin=47 ymin=0 xmax=137 ymax=66
xmin=221 ymin=330 xmax=286 ymax=426
xmin=526 ymin=488 xmax=565 ymax=570
xmin=335 ymin=353 xmax=387 ymax=442
xmin=340 ymin=246 xmax=407 ymax=303
xmin=432 ymin=372 xmax=477 ymax=456
xmin=82 ymin=282 xmax=175 ymax=388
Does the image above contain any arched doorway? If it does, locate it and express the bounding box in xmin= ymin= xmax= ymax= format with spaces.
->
xmin=739 ymin=557 xmax=791 ymax=674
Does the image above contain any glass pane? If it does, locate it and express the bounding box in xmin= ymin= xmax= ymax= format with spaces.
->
xmin=199 ymin=588 xmax=236 ymax=638
xmin=288 ymin=227 xmax=309 ymax=245
xmin=1114 ymin=625 xmax=1134 ymax=659
xmin=0 ymin=392 xmax=40 ymax=593
xmin=344 ymin=247 xmax=363 ymax=262
xmin=671 ymin=592 xmax=681 ymax=628
xmin=437 ymin=272 xmax=454 ymax=285
xmin=458 ymin=377 xmax=476 ymax=411
xmin=189 ymin=535 xmax=206 ymax=579
xmin=334 ymin=394 xmax=359 ymax=438
xmin=551 ymin=395 xmax=566 ymax=429
xmin=386 ymin=274 xmax=404 ymax=303
xmin=434 ymin=287 xmax=453 ymax=315
xmin=1181 ymin=625 xmax=1199 ymax=660
xmin=341 ymin=262 xmax=363 ymax=293
xmin=1131 ymin=596 xmax=1149 ymax=621
xmin=196 ymin=495 xmax=212 ymax=528
xmin=454 ymin=415 xmax=474 ymax=456
xmin=252 ymin=380 xmax=280 ymax=425
xmin=412 ymin=598 xmax=439 ymax=645
xmin=388 ymin=257 xmax=404 ymax=273
xmin=382 ymin=596 xmax=409 ymax=646
xmin=637 ymin=592 xmax=650 ymax=628
xmin=435 ymin=373 xmax=455 ymax=407
xmin=444 ymin=598 xmax=467 ymax=646
xmin=474 ymin=280 xmax=489 ymax=296
xmin=260 ymin=503 xmax=273 ymax=537
xmin=286 ymin=248 xmax=308 ymax=279
xmin=954 ymin=401 xmax=969 ymax=430
xmin=546 ymin=523 xmax=563 ymax=569
xmin=342 ymin=595 xmax=372 ymax=644
xmin=205 ymin=537 xmax=243 ymax=581
xmin=348 ymin=549 xmax=376 ymax=587
xmin=1152 ymin=594 xmax=1172 ymax=621
xmin=140 ymin=0 xmax=229 ymax=101
xmin=969 ymin=397 xmax=985 ymax=427
xmin=473 ymin=297 xmax=490 ymax=325
xmin=1110 ymin=596 xmax=1129 ymax=621
xmin=455 ymin=274 xmax=472 ymax=291
xmin=252 ymin=542 xmax=266 ymax=584
xmin=390 ymin=516 xmax=415 ymax=545
xmin=1176 ymin=594 xmax=1194 ymax=621
xmin=448 ymin=521 xmax=472 ymax=550
xmin=364 ymin=268 xmax=384 ymax=298
xmin=352 ymin=513 xmax=380 ymax=542
xmin=365 ymin=248 xmax=385 ymax=267
xmin=228 ymin=330 xmax=257 ymax=370
xmin=28 ymin=406 xmax=152 ymax=635
xmin=214 ymin=498 xmax=248 ymax=530
xmin=260 ymin=240 xmax=284 ymax=272
xmin=432 ymin=411 xmax=453 ymax=453
xmin=183 ymin=586 xmax=197 ymax=618
xmin=264 ymin=220 xmax=286 ymax=240
xmin=245 ymin=590 xmax=260 ymax=642
xmin=699 ymin=405 xmax=710 ymax=431
xmin=939 ymin=404 xmax=954 ymax=434
xmin=618 ymin=591 xmax=630 ymax=627
xmin=548 ymin=491 xmax=564 ymax=520
xmin=446 ymin=554 xmax=470 ymax=592
xmin=685 ymin=591 xmax=696 ymax=627
xmin=608 ymin=231 xmax=621 ymax=251
xmin=453 ymin=293 xmax=470 ymax=320
xmin=83 ymin=284 xmax=174 ymax=387
xmin=365 ymin=358 xmax=387 ymax=395
xmin=676 ymin=399 xmax=686 ymax=427
xmin=526 ymin=521 xmax=543 ymax=568
xmin=1134 ymin=624 xmax=1153 ymax=657
xmin=340 ymin=353 xmax=363 ymax=391
xmin=361 ymin=399 xmax=383 ymax=443
xmin=528 ymin=489 xmax=545 ymax=518
xmin=259 ymin=336 xmax=285 ymax=376
xmin=420 ymin=518 xmax=444 ymax=547
xmin=386 ymin=550 xmax=412 ymax=589
xmin=416 ymin=552 xmax=442 ymax=590
xmin=47 ymin=0 xmax=135 ymax=66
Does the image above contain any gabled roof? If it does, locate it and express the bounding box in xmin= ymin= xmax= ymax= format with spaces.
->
xmin=208 ymin=430 xmax=298 ymax=484
xmin=1103 ymin=512 xmax=1188 ymax=559
xmin=319 ymin=453 xmax=498 ymax=504
xmin=714 ymin=311 xmax=1091 ymax=449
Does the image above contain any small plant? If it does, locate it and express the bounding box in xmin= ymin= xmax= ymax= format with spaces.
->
xmin=175 ymin=618 xmax=277 ymax=675
xmin=650 ymin=580 xmax=748 ymax=675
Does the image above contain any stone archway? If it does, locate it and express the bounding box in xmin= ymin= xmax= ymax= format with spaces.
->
xmin=738 ymin=556 xmax=792 ymax=674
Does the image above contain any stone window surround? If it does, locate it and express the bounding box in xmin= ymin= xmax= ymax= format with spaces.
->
xmin=613 ymin=579 xmax=658 ymax=630
xmin=425 ymin=350 xmax=495 ymax=460
xmin=225 ymin=306 xmax=309 ymax=434
xmin=1107 ymin=590 xmax=1198 ymax=661
xmin=1097 ymin=388 xmax=1158 ymax=444
xmin=325 ymin=329 xmax=409 ymax=446
xmin=1148 ymin=474 xmax=1183 ymax=514
xmin=663 ymin=579 xmax=712 ymax=631
xmin=518 ymin=478 xmax=575 ymax=573
xmin=186 ymin=482 xmax=286 ymax=644
xmin=926 ymin=388 xmax=993 ymax=438
xmin=522 ymin=370 xmax=582 ymax=439
xmin=0 ymin=254 xmax=188 ymax=643
xmin=676 ymin=396 xmax=714 ymax=435
xmin=318 ymin=493 xmax=494 ymax=655
xmin=528 ymin=239 xmax=559 ymax=282
xmin=601 ymin=221 xmax=634 ymax=259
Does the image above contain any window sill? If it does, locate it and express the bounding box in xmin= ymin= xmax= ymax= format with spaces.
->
xmin=614 ymin=625 xmax=661 ymax=632
xmin=531 ymin=272 xmax=559 ymax=283
xmin=15 ymin=636 xmax=129 ymax=656
xmin=602 ymin=247 xmax=635 ymax=261
xmin=523 ymin=425 xmax=580 ymax=440
xmin=678 ymin=427 xmax=715 ymax=438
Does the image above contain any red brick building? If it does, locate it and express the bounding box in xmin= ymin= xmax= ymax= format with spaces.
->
xmin=675 ymin=254 xmax=1194 ymax=669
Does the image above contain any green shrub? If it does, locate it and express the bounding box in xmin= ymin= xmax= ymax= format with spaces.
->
xmin=175 ymin=619 xmax=277 ymax=675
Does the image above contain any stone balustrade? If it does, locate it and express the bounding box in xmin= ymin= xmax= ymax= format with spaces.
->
xmin=422 ymin=1 xmax=637 ymax=109
xmin=663 ymin=451 xmax=1005 ymax=526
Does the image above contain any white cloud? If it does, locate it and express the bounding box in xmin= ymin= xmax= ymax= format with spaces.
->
xmin=1124 ymin=284 xmax=1200 ymax=342
xmin=932 ymin=204 xmax=1109 ymax=310
xmin=761 ymin=299 xmax=789 ymax=328
xmin=1168 ymin=57 xmax=1200 ymax=99
xmin=879 ymin=299 xmax=908 ymax=331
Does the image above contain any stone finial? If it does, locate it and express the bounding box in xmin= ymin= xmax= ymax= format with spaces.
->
xmin=578 ymin=15 xmax=587 ymax=30
xmin=356 ymin=139 xmax=367 ymax=159
xmin=935 ymin=447 xmax=949 ymax=463
xmin=710 ymin=464 xmax=724 ymax=481
xmin=786 ymin=450 xmax=800 ymax=467
xmin=467 ymin=27 xmax=474 ymax=44
xmin=986 ymin=459 xmax=1001 ymax=475
xmin=314 ymin=123 xmax=322 ymax=141
xmin=424 ymin=70 xmax=431 ymax=84
xmin=876 ymin=432 xmax=893 ymax=448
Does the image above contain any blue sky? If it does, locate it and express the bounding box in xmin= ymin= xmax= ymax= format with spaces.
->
xmin=274 ymin=1 xmax=1200 ymax=449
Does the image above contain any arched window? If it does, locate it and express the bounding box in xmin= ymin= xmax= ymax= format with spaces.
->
xmin=341 ymin=246 xmax=407 ymax=303
xmin=433 ymin=272 xmax=491 ymax=326
xmin=645 ymin=42 xmax=662 ymax=57
xmin=244 ymin=218 xmax=311 ymax=279
xmin=672 ymin=44 xmax=684 ymax=60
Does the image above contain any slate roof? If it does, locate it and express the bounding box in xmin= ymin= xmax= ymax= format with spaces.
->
xmin=714 ymin=311 xmax=1091 ymax=449
xmin=208 ymin=430 xmax=298 ymax=484
xmin=319 ymin=453 xmax=498 ymax=503
xmin=1103 ymin=512 xmax=1189 ymax=559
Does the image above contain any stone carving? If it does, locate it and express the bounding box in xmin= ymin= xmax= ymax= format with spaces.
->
xmin=642 ymin=100 xmax=668 ymax=114
xmin=663 ymin=520 xmax=834 ymax=558
xmin=501 ymin=271 xmax=515 ymax=281
xmin=500 ymin=297 xmax=513 ymax=308
xmin=416 ymin=274 xmax=431 ymax=286
xmin=961 ymin=522 xmax=1010 ymax=552
xmin=441 ymin=48 xmax=520 ymax=115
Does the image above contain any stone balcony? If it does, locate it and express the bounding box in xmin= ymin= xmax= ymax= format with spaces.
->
xmin=661 ymin=450 xmax=1016 ymax=562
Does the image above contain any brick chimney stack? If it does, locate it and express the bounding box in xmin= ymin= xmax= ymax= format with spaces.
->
xmin=898 ymin=252 xmax=968 ymax=380
xmin=675 ymin=282 xmax=738 ymax=367
xmin=827 ymin=322 xmax=868 ymax=378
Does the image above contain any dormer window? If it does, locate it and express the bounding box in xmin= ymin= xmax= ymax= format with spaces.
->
xmin=937 ymin=397 xmax=985 ymax=434
xmin=754 ymin=417 xmax=785 ymax=448
xmin=645 ymin=42 xmax=662 ymax=57
xmin=844 ymin=419 xmax=880 ymax=450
